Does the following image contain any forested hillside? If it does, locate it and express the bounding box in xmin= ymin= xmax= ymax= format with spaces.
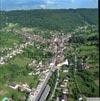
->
xmin=0 ymin=9 xmax=98 ymax=32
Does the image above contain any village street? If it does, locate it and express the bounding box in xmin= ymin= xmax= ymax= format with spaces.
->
xmin=0 ymin=29 xmax=72 ymax=101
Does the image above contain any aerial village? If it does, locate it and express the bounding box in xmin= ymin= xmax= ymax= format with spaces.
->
xmin=0 ymin=24 xmax=98 ymax=101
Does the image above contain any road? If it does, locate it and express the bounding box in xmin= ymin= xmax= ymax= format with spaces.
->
xmin=50 ymin=69 xmax=59 ymax=99
xmin=28 ymin=67 xmax=56 ymax=101
xmin=28 ymin=34 xmax=72 ymax=101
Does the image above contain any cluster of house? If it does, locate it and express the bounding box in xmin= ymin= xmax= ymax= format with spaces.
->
xmin=27 ymin=52 xmax=57 ymax=101
xmin=20 ymin=30 xmax=47 ymax=44
xmin=55 ymin=68 xmax=69 ymax=101
xmin=5 ymin=57 xmax=51 ymax=100
xmin=28 ymin=59 xmax=50 ymax=76
xmin=28 ymin=63 xmax=54 ymax=101
xmin=61 ymin=78 xmax=69 ymax=94
xmin=0 ymin=41 xmax=32 ymax=65
xmin=8 ymin=82 xmax=31 ymax=92
xmin=1 ymin=33 xmax=72 ymax=101
xmin=49 ymin=35 xmax=71 ymax=101
xmin=74 ymin=26 xmax=89 ymax=32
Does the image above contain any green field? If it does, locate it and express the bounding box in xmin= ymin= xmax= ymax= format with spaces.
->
xmin=0 ymin=31 xmax=23 ymax=49
xmin=0 ymin=41 xmax=53 ymax=100
xmin=0 ymin=45 xmax=42 ymax=100
xmin=65 ymin=26 xmax=99 ymax=100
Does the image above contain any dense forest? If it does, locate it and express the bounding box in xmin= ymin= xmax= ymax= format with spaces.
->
xmin=0 ymin=9 xmax=98 ymax=32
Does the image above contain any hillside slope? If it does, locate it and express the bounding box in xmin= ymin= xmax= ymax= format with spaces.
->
xmin=0 ymin=9 xmax=98 ymax=32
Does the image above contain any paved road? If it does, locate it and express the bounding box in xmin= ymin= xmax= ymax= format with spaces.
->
xmin=28 ymin=67 xmax=56 ymax=101
xmin=28 ymin=34 xmax=72 ymax=101
xmin=50 ymin=69 xmax=59 ymax=99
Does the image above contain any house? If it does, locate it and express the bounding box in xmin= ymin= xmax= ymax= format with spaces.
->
xmin=50 ymin=62 xmax=55 ymax=68
xmin=0 ymin=61 xmax=5 ymax=65
xmin=63 ymin=89 xmax=68 ymax=94
xmin=64 ymin=82 xmax=67 ymax=87
xmin=43 ymin=70 xmax=49 ymax=74
xmin=61 ymin=99 xmax=65 ymax=101
xmin=60 ymin=84 xmax=65 ymax=88
xmin=19 ymin=49 xmax=23 ymax=53
xmin=28 ymin=72 xmax=35 ymax=76
xmin=19 ymin=83 xmax=31 ymax=92
xmin=64 ymin=79 xmax=68 ymax=82
xmin=86 ymin=97 xmax=100 ymax=101
xmin=0 ymin=57 xmax=5 ymax=64
xmin=0 ymin=57 xmax=4 ymax=61
xmin=63 ymin=59 xmax=69 ymax=66
xmin=56 ymin=97 xmax=60 ymax=101
xmin=32 ymin=60 xmax=37 ymax=64
xmin=63 ymin=70 xmax=68 ymax=73
xmin=9 ymin=55 xmax=13 ymax=58
xmin=12 ymin=51 xmax=16 ymax=55
xmin=57 ymin=63 xmax=63 ymax=67
xmin=77 ymin=94 xmax=83 ymax=101
xmin=9 ymin=83 xmax=19 ymax=90
xmin=39 ymin=61 xmax=43 ymax=67
xmin=36 ymin=71 xmax=40 ymax=75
